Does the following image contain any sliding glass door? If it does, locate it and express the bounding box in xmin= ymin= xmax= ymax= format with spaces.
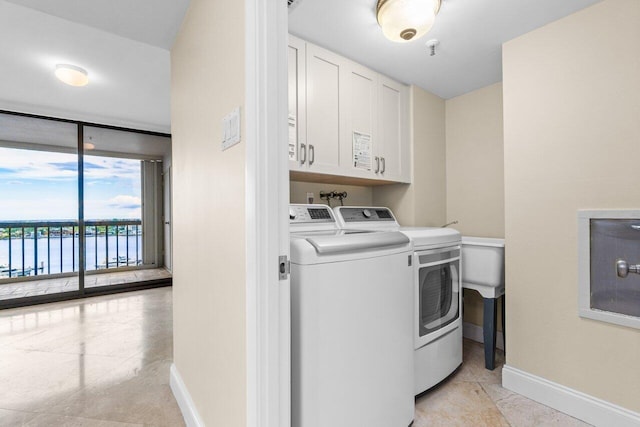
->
xmin=0 ymin=113 xmax=80 ymax=301
xmin=0 ymin=112 xmax=171 ymax=308
xmin=82 ymin=125 xmax=170 ymax=290
xmin=83 ymin=153 xmax=143 ymax=288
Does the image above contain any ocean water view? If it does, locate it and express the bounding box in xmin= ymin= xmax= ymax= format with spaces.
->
xmin=0 ymin=234 xmax=142 ymax=278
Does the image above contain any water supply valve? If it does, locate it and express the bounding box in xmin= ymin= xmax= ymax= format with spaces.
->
xmin=319 ymin=191 xmax=348 ymax=207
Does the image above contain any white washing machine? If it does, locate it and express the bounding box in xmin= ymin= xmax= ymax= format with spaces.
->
xmin=333 ymin=206 xmax=463 ymax=395
xmin=289 ymin=204 xmax=415 ymax=427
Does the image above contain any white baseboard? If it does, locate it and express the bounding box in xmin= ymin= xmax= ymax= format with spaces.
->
xmin=170 ymin=363 xmax=205 ymax=427
xmin=503 ymin=365 xmax=640 ymax=427
xmin=463 ymin=321 xmax=504 ymax=350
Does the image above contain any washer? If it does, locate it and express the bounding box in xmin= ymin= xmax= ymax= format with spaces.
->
xmin=289 ymin=204 xmax=415 ymax=427
xmin=333 ymin=206 xmax=463 ymax=395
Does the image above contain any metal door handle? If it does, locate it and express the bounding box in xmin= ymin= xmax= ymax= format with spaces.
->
xmin=309 ymin=144 xmax=315 ymax=166
xmin=381 ymin=157 xmax=386 ymax=174
xmin=300 ymin=143 xmax=306 ymax=164
xmin=616 ymin=259 xmax=640 ymax=278
xmin=375 ymin=156 xmax=380 ymax=173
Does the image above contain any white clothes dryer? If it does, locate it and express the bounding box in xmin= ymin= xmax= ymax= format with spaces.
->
xmin=333 ymin=206 xmax=463 ymax=395
xmin=289 ymin=204 xmax=415 ymax=427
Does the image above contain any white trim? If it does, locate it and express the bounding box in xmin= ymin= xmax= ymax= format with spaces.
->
xmin=462 ymin=321 xmax=504 ymax=351
xmin=245 ymin=0 xmax=290 ymax=426
xmin=169 ymin=364 xmax=205 ymax=427
xmin=503 ymin=365 xmax=640 ymax=427
xmin=577 ymin=209 xmax=640 ymax=330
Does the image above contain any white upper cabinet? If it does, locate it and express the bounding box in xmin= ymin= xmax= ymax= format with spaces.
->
xmin=304 ymin=43 xmax=345 ymax=173
xmin=288 ymin=36 xmax=411 ymax=183
xmin=288 ymin=35 xmax=306 ymax=170
xmin=377 ymin=76 xmax=410 ymax=182
xmin=343 ymin=62 xmax=378 ymax=179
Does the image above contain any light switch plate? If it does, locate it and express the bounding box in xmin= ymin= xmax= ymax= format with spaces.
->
xmin=221 ymin=107 xmax=241 ymax=151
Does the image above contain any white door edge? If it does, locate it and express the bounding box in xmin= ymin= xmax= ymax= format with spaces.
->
xmin=245 ymin=1 xmax=290 ymax=427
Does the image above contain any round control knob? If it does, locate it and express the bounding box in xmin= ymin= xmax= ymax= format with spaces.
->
xmin=617 ymin=259 xmax=629 ymax=278
xmin=362 ymin=209 xmax=372 ymax=218
xmin=289 ymin=208 xmax=296 ymax=220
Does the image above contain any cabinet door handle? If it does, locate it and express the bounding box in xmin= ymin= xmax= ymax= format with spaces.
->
xmin=375 ymin=156 xmax=380 ymax=173
xmin=300 ymin=143 xmax=306 ymax=165
xmin=381 ymin=157 xmax=386 ymax=174
xmin=309 ymin=144 xmax=315 ymax=166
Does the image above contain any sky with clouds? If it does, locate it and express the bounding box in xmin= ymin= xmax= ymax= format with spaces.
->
xmin=0 ymin=147 xmax=141 ymax=221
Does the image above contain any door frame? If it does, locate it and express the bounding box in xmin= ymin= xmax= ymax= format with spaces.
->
xmin=245 ymin=1 xmax=290 ymax=427
xmin=163 ymin=165 xmax=172 ymax=273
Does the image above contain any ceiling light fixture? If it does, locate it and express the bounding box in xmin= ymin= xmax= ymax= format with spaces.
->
xmin=55 ymin=64 xmax=89 ymax=87
xmin=377 ymin=0 xmax=441 ymax=43
xmin=84 ymin=136 xmax=95 ymax=150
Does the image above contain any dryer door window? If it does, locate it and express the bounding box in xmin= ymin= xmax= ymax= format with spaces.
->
xmin=418 ymin=260 xmax=460 ymax=337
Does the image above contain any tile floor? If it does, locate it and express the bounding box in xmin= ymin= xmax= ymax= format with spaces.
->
xmin=413 ymin=342 xmax=590 ymax=427
xmin=0 ymin=287 xmax=591 ymax=426
xmin=0 ymin=287 xmax=182 ymax=427
xmin=0 ymin=268 xmax=172 ymax=301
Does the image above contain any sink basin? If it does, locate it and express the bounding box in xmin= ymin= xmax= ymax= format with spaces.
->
xmin=461 ymin=236 xmax=505 ymax=298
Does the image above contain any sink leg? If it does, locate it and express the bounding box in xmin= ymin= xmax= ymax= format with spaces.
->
xmin=501 ymin=295 xmax=505 ymax=356
xmin=483 ymin=297 xmax=497 ymax=370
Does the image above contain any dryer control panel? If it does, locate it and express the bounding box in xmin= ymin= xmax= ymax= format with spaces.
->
xmin=336 ymin=207 xmax=397 ymax=223
xmin=289 ymin=204 xmax=335 ymax=224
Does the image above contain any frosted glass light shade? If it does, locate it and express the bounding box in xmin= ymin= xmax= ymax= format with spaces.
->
xmin=55 ymin=64 xmax=89 ymax=87
xmin=377 ymin=0 xmax=441 ymax=42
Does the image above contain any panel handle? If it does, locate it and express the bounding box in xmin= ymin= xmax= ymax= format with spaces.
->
xmin=375 ymin=156 xmax=380 ymax=173
xmin=300 ymin=143 xmax=306 ymax=165
xmin=309 ymin=144 xmax=315 ymax=166
xmin=616 ymin=259 xmax=640 ymax=278
xmin=381 ymin=157 xmax=386 ymax=174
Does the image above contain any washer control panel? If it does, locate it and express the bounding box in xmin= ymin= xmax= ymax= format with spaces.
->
xmin=337 ymin=207 xmax=396 ymax=223
xmin=289 ymin=204 xmax=335 ymax=224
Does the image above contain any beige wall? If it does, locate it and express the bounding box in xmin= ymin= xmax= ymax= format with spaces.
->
xmin=445 ymin=83 xmax=505 ymax=328
xmin=373 ymin=85 xmax=446 ymax=227
xmin=446 ymin=83 xmax=504 ymax=238
xmin=170 ymin=0 xmax=247 ymax=425
xmin=290 ymin=181 xmax=373 ymax=206
xmin=503 ymin=0 xmax=640 ymax=412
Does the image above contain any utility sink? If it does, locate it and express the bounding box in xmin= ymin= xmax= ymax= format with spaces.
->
xmin=461 ymin=236 xmax=505 ymax=298
xmin=461 ymin=236 xmax=506 ymax=370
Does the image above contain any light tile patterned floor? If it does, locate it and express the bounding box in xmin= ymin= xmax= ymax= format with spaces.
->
xmin=414 ymin=341 xmax=591 ymax=427
xmin=0 ymin=288 xmax=182 ymax=427
xmin=0 ymin=268 xmax=171 ymax=301
xmin=0 ymin=287 xmax=591 ymax=426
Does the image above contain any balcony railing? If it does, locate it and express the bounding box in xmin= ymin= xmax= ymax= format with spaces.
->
xmin=0 ymin=219 xmax=142 ymax=279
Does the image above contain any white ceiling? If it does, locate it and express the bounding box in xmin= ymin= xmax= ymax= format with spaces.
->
xmin=4 ymin=0 xmax=189 ymax=50
xmin=0 ymin=0 xmax=185 ymax=134
xmin=0 ymin=0 xmax=602 ymax=135
xmin=289 ymin=0 xmax=601 ymax=99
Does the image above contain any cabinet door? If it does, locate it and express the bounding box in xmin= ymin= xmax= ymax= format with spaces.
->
xmin=305 ymin=44 xmax=344 ymax=172
xmin=378 ymin=76 xmax=411 ymax=182
xmin=288 ymin=35 xmax=306 ymax=170
xmin=344 ymin=62 xmax=378 ymax=178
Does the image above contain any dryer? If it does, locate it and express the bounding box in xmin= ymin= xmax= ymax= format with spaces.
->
xmin=289 ymin=204 xmax=415 ymax=427
xmin=333 ymin=206 xmax=463 ymax=395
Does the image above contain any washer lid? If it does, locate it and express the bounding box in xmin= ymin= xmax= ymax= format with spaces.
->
xmin=305 ymin=230 xmax=410 ymax=255
xmin=399 ymin=226 xmax=460 ymax=247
